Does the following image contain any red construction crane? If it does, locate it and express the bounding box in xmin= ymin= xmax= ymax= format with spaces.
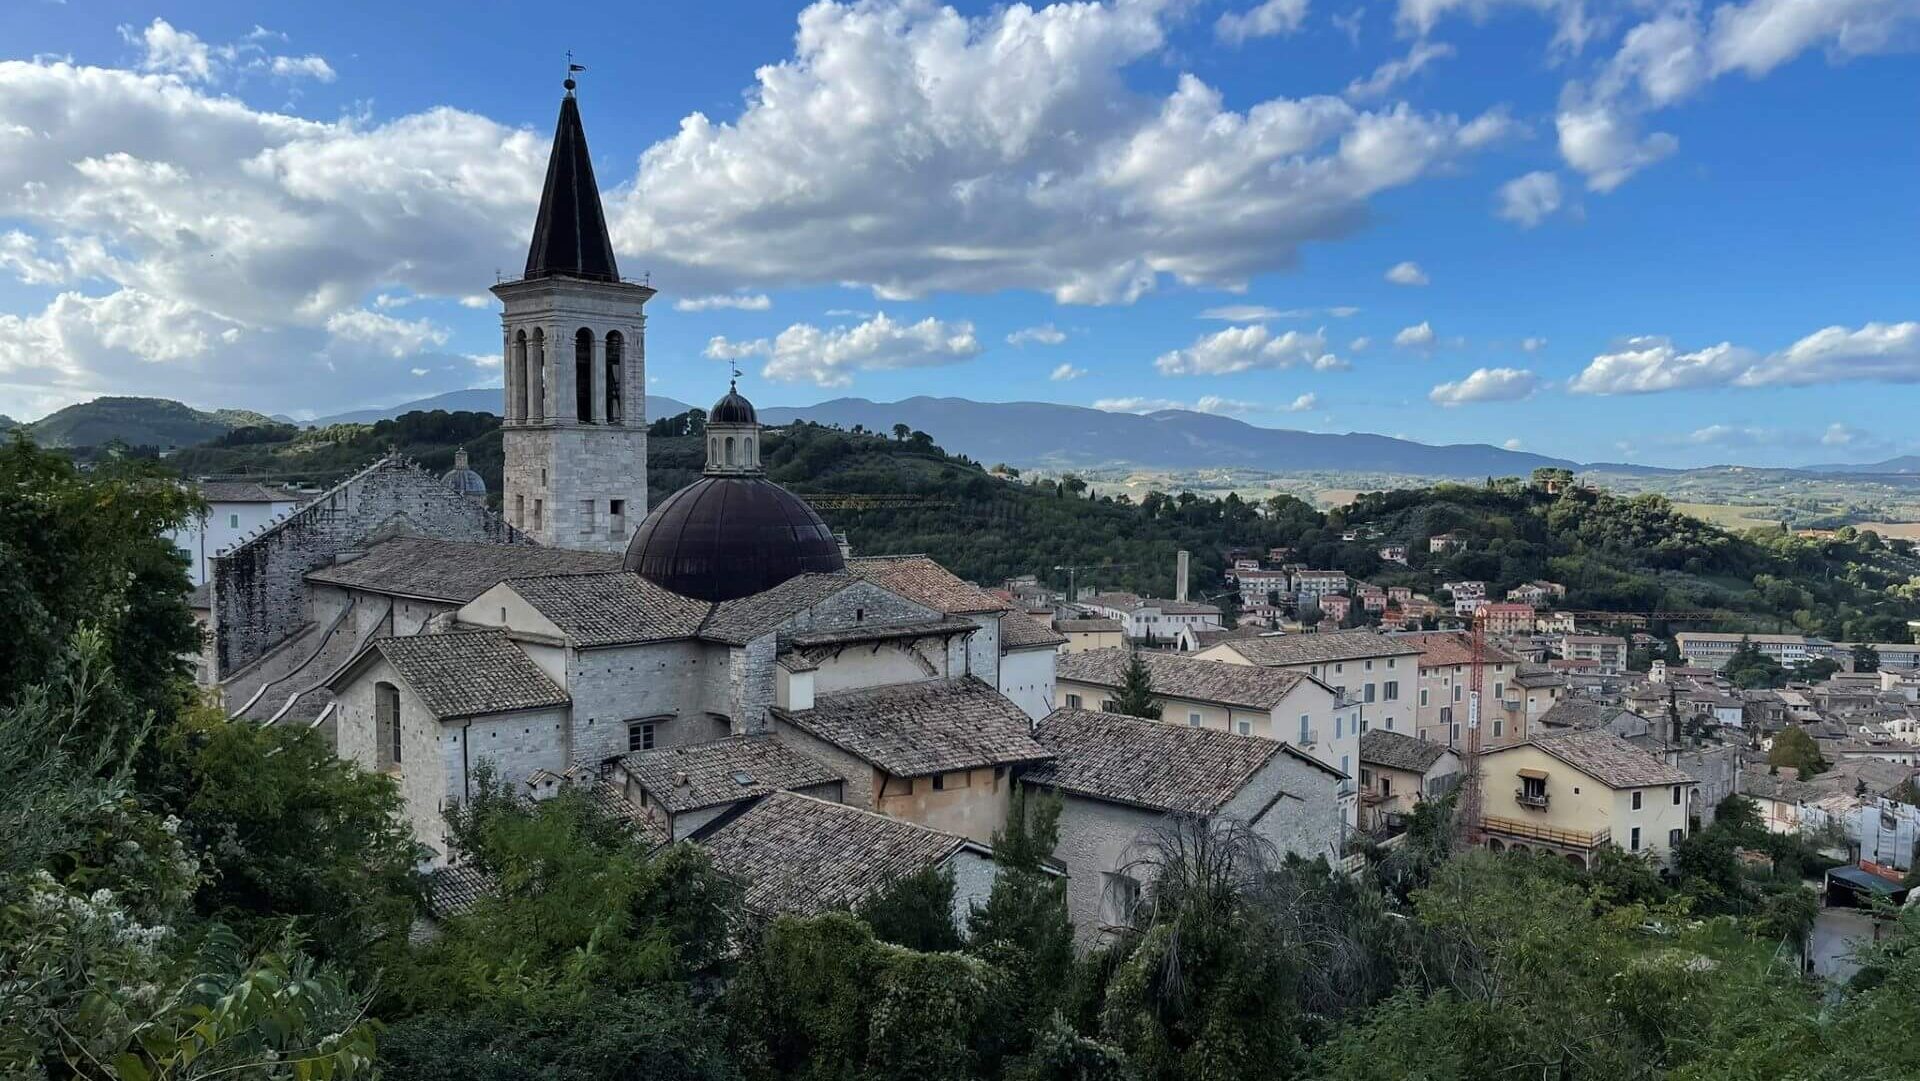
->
xmin=1457 ymin=608 xmax=1487 ymax=846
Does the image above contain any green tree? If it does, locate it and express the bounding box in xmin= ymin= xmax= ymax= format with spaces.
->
xmin=858 ymin=863 xmax=962 ymax=952
xmin=968 ymin=789 xmax=1074 ymax=1068
xmin=379 ymin=989 xmax=738 ymax=1081
xmin=1110 ymin=653 xmax=1163 ymax=720
xmin=1768 ymin=726 xmax=1829 ymax=778
xmin=1723 ymin=637 xmax=1787 ymax=689
xmin=1851 ymin=642 xmax=1881 ymax=672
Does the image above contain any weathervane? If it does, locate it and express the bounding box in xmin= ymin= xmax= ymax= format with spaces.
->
xmin=564 ymin=52 xmax=586 ymax=93
xmin=729 ymin=360 xmax=743 ymax=389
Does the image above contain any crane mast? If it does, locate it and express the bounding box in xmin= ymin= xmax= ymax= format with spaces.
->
xmin=1458 ymin=609 xmax=1486 ymax=846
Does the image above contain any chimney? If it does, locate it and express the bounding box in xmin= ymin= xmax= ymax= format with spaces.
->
xmin=1176 ymin=550 xmax=1190 ymax=603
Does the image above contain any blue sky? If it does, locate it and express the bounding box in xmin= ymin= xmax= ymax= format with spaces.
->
xmin=0 ymin=0 xmax=1915 ymax=467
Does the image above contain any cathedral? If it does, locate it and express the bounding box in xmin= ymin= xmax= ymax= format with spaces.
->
xmin=200 ymin=80 xmax=1068 ymax=887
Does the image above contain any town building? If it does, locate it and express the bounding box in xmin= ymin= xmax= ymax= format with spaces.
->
xmin=1357 ymin=729 xmax=1461 ymax=829
xmin=1480 ymin=602 xmax=1537 ymax=636
xmin=169 ymin=481 xmax=302 ymax=586
xmin=1055 ymin=617 xmax=1125 ymax=653
xmin=1078 ymin=592 xmax=1223 ymax=644
xmin=1429 ymin=531 xmax=1467 ymax=554
xmin=1195 ymin=628 xmax=1421 ymax=737
xmin=1674 ymin=632 xmax=1826 ymax=671
xmin=1395 ymin=631 xmax=1526 ymax=748
xmin=1562 ymin=634 xmax=1629 ymax=675
xmin=1291 ymin=569 xmax=1350 ymax=603
xmin=1478 ymin=730 xmax=1696 ymax=867
xmin=1024 ymin=708 xmax=1343 ymax=945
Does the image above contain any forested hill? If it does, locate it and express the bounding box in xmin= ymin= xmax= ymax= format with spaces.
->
xmin=142 ymin=409 xmax=1920 ymax=635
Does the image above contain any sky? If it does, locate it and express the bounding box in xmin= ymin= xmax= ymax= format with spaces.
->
xmin=0 ymin=0 xmax=1915 ymax=468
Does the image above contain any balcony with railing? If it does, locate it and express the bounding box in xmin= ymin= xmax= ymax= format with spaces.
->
xmin=1481 ymin=815 xmax=1610 ymax=850
xmin=1514 ymin=788 xmax=1551 ymax=809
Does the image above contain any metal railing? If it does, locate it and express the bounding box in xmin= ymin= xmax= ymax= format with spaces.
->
xmin=1514 ymin=788 xmax=1551 ymax=809
xmin=1481 ymin=815 xmax=1609 ymax=849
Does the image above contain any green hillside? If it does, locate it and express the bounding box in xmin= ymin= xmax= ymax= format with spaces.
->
xmin=117 ymin=407 xmax=1920 ymax=637
xmin=24 ymin=396 xmax=273 ymax=449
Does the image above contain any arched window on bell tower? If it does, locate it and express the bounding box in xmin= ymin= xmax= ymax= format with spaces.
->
xmin=529 ymin=328 xmax=546 ymax=421
xmin=512 ymin=330 xmax=529 ymax=421
xmin=574 ymin=328 xmax=595 ymax=423
xmin=605 ymin=331 xmax=624 ymax=425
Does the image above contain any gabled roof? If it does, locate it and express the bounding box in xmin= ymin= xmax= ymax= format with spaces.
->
xmin=350 ymin=630 xmax=570 ymax=720
xmin=501 ymin=572 xmax=711 ymax=647
xmin=618 ymin=735 xmax=844 ymax=815
xmin=1024 ymin=707 xmax=1302 ymax=815
xmin=1538 ymin=698 xmax=1641 ymax=731
xmin=1001 ymin=612 xmax=1068 ymax=651
xmin=847 ymin=555 xmax=1006 ymax=614
xmin=198 ymin=480 xmax=297 ymax=503
xmin=523 ymin=90 xmax=619 ymax=283
xmin=1394 ymin=631 xmax=1521 ymax=668
xmin=695 ymin=790 xmax=977 ymax=916
xmin=776 ymin=677 xmax=1050 ymax=777
xmin=1057 ymin=648 xmax=1317 ymax=712
xmin=1210 ymin=629 xmax=1420 ymax=667
xmin=1057 ymin=617 xmax=1123 ymax=633
xmin=307 ymin=536 xmax=619 ymax=603
xmin=1360 ymin=728 xmax=1457 ymax=773
xmin=701 ymin=572 xmax=863 ymax=644
xmin=1498 ymin=729 xmax=1694 ymax=789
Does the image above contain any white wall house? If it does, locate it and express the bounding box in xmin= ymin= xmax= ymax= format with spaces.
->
xmin=170 ymin=481 xmax=300 ymax=586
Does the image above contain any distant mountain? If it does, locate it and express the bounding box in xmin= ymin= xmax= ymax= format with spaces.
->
xmin=1801 ymin=456 xmax=1920 ymax=476
xmin=0 ymin=414 xmax=15 ymax=432
xmin=309 ymin=388 xmax=694 ymax=426
xmin=754 ymin=396 xmax=1578 ymax=477
xmin=25 ymin=397 xmax=268 ymax=449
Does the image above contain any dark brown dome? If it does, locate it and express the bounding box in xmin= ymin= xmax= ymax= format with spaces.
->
xmin=709 ymin=386 xmax=758 ymax=425
xmin=624 ymin=476 xmax=844 ymax=601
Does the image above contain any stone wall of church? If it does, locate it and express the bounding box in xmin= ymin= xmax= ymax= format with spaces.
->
xmin=773 ymin=717 xmax=880 ymax=808
xmin=211 ymin=459 xmax=521 ymax=679
xmin=729 ymin=635 xmax=779 ymax=735
xmin=567 ymin=640 xmax=733 ymax=763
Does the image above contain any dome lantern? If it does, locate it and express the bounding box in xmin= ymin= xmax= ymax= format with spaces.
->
xmin=704 ymin=379 xmax=762 ymax=476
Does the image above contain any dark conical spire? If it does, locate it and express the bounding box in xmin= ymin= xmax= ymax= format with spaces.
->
xmin=524 ymin=82 xmax=619 ymax=283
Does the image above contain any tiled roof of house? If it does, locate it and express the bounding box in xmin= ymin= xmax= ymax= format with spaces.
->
xmin=1186 ymin=625 xmax=1267 ymax=651
xmin=1057 ymin=648 xmax=1314 ymax=711
xmin=1512 ymin=666 xmax=1567 ymax=689
xmin=198 ymin=480 xmax=297 ymax=503
xmin=1211 ymin=629 xmax=1420 ymax=667
xmin=785 ymin=617 xmax=980 ymax=651
xmin=1023 ymin=707 xmax=1285 ymax=814
xmin=703 ymin=572 xmax=862 ymax=644
xmin=696 ymin=790 xmax=973 ymax=915
xmin=1519 ymin=730 xmax=1695 ymax=789
xmin=1001 ymin=612 xmax=1068 ymax=650
xmin=1057 ymin=617 xmax=1123 ymax=634
xmin=365 ymin=630 xmax=569 ymax=719
xmin=1537 ymin=699 xmax=1639 ymax=731
xmin=503 ymin=572 xmax=711 ymax=647
xmin=848 ymin=555 xmax=1006 ymax=614
xmin=423 ymin=862 xmax=494 ymax=919
xmin=776 ymin=677 xmax=1051 ymax=777
xmin=1360 ymin=728 xmax=1455 ymax=773
xmin=618 ymin=735 xmax=845 ymax=814
xmin=307 ymin=536 xmax=619 ymax=603
xmin=1394 ymin=631 xmax=1521 ymax=668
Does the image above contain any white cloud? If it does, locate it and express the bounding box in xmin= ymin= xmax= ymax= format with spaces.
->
xmin=1503 ymin=437 xmax=1523 ymax=450
xmin=1333 ymin=8 xmax=1367 ymax=47
xmin=1495 ymin=170 xmax=1563 ymax=227
xmin=126 ymin=18 xmax=216 ymax=82
xmin=1570 ymin=322 xmax=1920 ymax=394
xmin=324 ymin=309 xmax=451 ymax=357
xmin=1328 ymin=305 xmax=1362 ymax=317
xmin=1007 ymin=323 xmax=1068 ymax=346
xmin=269 ymin=55 xmax=336 ymax=82
xmin=1821 ymin=422 xmax=1862 ymax=446
xmin=121 ymin=18 xmax=337 ymax=88
xmin=1346 ymin=41 xmax=1454 ymax=101
xmin=1349 ymin=335 xmax=1373 ymax=351
xmin=410 ymin=366 xmax=429 ymax=376
xmin=1201 ymin=305 xmax=1290 ymax=321
xmin=1284 ymin=392 xmax=1319 ymax=412
xmin=1195 ymin=395 xmax=1264 ymax=415
xmin=1429 ymin=366 xmax=1539 ymax=405
xmin=674 ymin=293 xmax=773 ymax=312
xmin=1093 ymin=395 xmax=1263 ymax=415
xmin=458 ymin=295 xmax=493 ymax=309
xmin=1385 ymin=260 xmax=1429 ymax=286
xmin=1521 ymin=336 xmax=1547 ymax=352
xmin=1050 ymin=362 xmax=1087 ymax=381
xmin=1217 ymin=0 xmax=1312 ymax=45
xmin=1555 ymin=103 xmax=1678 ymax=193
xmin=612 ymin=1 xmax=1513 ymax=305
xmin=1395 ymin=0 xmax=1597 ymax=55
xmin=707 ymin=312 xmax=982 ymax=387
xmin=1709 ymin=0 xmax=1917 ymax=79
xmin=1393 ymin=321 xmax=1435 ymax=348
xmin=1154 ymin=324 xmax=1347 ymax=375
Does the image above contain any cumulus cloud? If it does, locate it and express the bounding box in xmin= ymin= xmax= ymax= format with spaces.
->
xmin=1495 ymin=170 xmax=1563 ymax=226
xmin=1396 ymin=0 xmax=1597 ymax=55
xmin=674 ymin=293 xmax=772 ymax=312
xmin=1570 ymin=322 xmax=1920 ymax=394
xmin=1822 ymin=422 xmax=1864 ymax=446
xmin=1154 ymin=325 xmax=1347 ymax=375
xmin=1007 ymin=323 xmax=1068 ymax=346
xmin=1503 ymin=437 xmax=1523 ymax=450
xmin=1429 ymin=366 xmax=1539 ymax=405
xmin=1217 ymin=0 xmax=1312 ymax=45
xmin=1555 ymin=104 xmax=1678 ymax=192
xmin=1349 ymin=335 xmax=1373 ymax=351
xmin=1521 ymin=336 xmax=1547 ymax=352
xmin=1385 ymin=260 xmax=1429 ymax=286
xmin=704 ymin=312 xmax=982 ymax=387
xmin=612 ymin=0 xmax=1514 ymax=305
xmin=1050 ymin=362 xmax=1087 ymax=381
xmin=1093 ymin=395 xmax=1263 ymax=415
xmin=269 ymin=55 xmax=337 ymax=82
xmin=1393 ymin=321 xmax=1436 ymax=348
xmin=1284 ymin=392 xmax=1319 ymax=412
xmin=1346 ymin=40 xmax=1454 ymax=101
xmin=122 ymin=18 xmax=337 ymax=87
xmin=324 ymin=309 xmax=451 ymax=357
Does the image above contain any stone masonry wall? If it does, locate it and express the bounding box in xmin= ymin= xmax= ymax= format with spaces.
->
xmin=211 ymin=458 xmax=521 ymax=678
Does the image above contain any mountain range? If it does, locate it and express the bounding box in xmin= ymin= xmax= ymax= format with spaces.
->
xmin=10 ymin=390 xmax=1911 ymax=479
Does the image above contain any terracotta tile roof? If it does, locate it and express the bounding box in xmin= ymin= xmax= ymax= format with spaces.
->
xmin=702 ymin=572 xmax=861 ymax=644
xmin=847 ymin=555 xmax=1006 ymax=614
xmin=1211 ymin=629 xmax=1420 ymax=667
xmin=618 ymin=735 xmax=845 ymax=814
xmin=696 ymin=791 xmax=973 ymax=915
xmin=366 ymin=630 xmax=569 ymax=719
xmin=1360 ymin=728 xmax=1455 ymax=773
xmin=1057 ymin=617 xmax=1123 ymax=633
xmin=197 ymin=480 xmax=297 ymax=503
xmin=776 ymin=676 xmax=1051 ymax=777
xmin=306 ymin=536 xmax=618 ymax=603
xmin=1394 ymin=631 xmax=1521 ymax=668
xmin=1057 ymin=648 xmax=1315 ymax=712
xmin=1024 ymin=707 xmax=1287 ymax=814
xmin=1001 ymin=612 xmax=1068 ymax=650
xmin=503 ymin=572 xmax=711 ymax=647
xmin=1513 ymin=730 xmax=1695 ymax=789
xmin=1538 ymin=699 xmax=1641 ymax=731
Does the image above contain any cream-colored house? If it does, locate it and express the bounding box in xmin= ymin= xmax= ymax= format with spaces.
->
xmin=1479 ymin=730 xmax=1696 ymax=867
xmin=1195 ymin=628 xmax=1420 ymax=737
xmin=1394 ymin=631 xmax=1525 ymax=749
xmin=1056 ymin=617 xmax=1126 ymax=654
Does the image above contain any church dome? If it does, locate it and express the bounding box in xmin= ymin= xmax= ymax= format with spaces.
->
xmin=442 ymin=449 xmax=486 ymax=495
xmin=709 ymin=384 xmax=758 ymax=425
xmin=623 ymin=476 xmax=844 ymax=601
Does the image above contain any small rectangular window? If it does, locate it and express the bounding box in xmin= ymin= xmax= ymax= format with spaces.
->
xmin=1492 ymin=719 xmax=1503 ymax=737
xmin=628 ymin=721 xmax=656 ymax=752
xmin=1385 ymin=681 xmax=1398 ymax=700
xmin=228 ymin=513 xmax=240 ymax=529
xmin=1237 ymin=720 xmax=1251 ymax=735
xmin=1632 ymin=790 xmax=1643 ymax=810
xmin=533 ymin=499 xmax=544 ymax=531
xmin=1420 ymin=688 xmax=1429 ymax=707
xmin=933 ymin=773 xmax=946 ymax=791
xmin=1188 ymin=711 xmax=1202 ymax=727
xmin=1630 ymin=827 xmax=1641 ymax=851
xmin=1668 ymin=828 xmax=1683 ymax=847
xmin=1672 ymin=785 xmax=1682 ymax=805
xmin=1066 ymin=693 xmax=1082 ymax=709
xmin=1365 ymin=683 xmax=1376 ymax=703
xmin=1299 ymin=715 xmax=1311 ymax=743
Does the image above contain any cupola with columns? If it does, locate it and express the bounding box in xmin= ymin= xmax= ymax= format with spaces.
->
xmin=491 ymin=75 xmax=652 ymax=552
xmin=704 ymin=379 xmax=762 ymax=475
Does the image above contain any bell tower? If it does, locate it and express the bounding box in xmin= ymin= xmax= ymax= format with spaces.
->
xmin=492 ymin=76 xmax=652 ymax=552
